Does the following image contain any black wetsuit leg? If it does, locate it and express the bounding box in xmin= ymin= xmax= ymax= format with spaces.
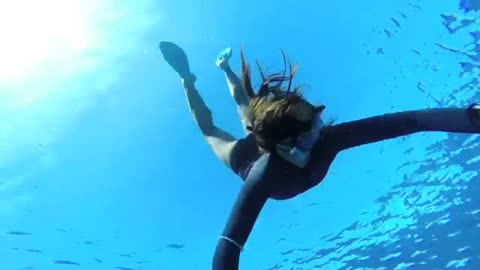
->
xmin=212 ymin=154 xmax=272 ymax=270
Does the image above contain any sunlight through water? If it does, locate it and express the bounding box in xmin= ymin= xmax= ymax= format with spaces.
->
xmin=0 ymin=0 xmax=157 ymax=217
xmin=0 ymin=0 xmax=94 ymax=85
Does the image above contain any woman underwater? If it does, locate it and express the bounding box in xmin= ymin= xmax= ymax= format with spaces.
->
xmin=159 ymin=41 xmax=480 ymax=269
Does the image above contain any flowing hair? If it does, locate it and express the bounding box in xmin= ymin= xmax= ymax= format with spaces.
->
xmin=240 ymin=48 xmax=326 ymax=151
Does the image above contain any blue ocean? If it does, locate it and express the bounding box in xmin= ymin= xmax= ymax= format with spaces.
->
xmin=0 ymin=0 xmax=479 ymax=269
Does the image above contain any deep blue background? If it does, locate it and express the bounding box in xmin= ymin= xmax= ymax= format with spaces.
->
xmin=0 ymin=0 xmax=478 ymax=269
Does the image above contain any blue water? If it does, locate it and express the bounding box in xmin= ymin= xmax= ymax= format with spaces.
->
xmin=0 ymin=0 xmax=479 ymax=269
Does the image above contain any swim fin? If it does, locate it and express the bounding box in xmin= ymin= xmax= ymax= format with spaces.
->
xmin=159 ymin=41 xmax=192 ymax=79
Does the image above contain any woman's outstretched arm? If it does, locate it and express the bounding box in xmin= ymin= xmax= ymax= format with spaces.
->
xmin=212 ymin=154 xmax=272 ymax=270
xmin=216 ymin=48 xmax=252 ymax=134
xmin=323 ymin=105 xmax=480 ymax=153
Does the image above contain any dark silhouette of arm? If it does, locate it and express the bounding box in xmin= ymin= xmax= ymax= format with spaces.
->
xmin=212 ymin=154 xmax=271 ymax=270
xmin=323 ymin=107 xmax=480 ymax=153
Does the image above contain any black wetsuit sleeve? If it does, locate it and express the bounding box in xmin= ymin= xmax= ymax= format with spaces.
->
xmin=212 ymin=154 xmax=271 ymax=270
xmin=323 ymin=108 xmax=479 ymax=152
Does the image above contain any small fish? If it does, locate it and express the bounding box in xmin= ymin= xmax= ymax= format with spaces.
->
xmin=82 ymin=241 xmax=94 ymax=245
xmin=412 ymin=49 xmax=421 ymax=55
xmin=390 ymin=17 xmax=401 ymax=28
xmin=6 ymin=231 xmax=31 ymax=236
xmin=24 ymin=249 xmax=43 ymax=254
xmin=384 ymin=29 xmax=394 ymax=38
xmin=408 ymin=2 xmax=422 ymax=10
xmin=93 ymin=258 xmax=102 ymax=263
xmin=417 ymin=81 xmax=427 ymax=93
xmin=115 ymin=267 xmax=135 ymax=270
xmin=52 ymin=260 xmax=80 ymax=265
xmin=167 ymin=243 xmax=184 ymax=249
xmin=281 ymin=249 xmax=295 ymax=255
xmin=397 ymin=11 xmax=407 ymax=18
xmin=377 ymin=48 xmax=385 ymax=55
xmin=119 ymin=254 xmax=133 ymax=258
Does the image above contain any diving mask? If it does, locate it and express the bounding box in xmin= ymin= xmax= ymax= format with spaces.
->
xmin=276 ymin=107 xmax=325 ymax=167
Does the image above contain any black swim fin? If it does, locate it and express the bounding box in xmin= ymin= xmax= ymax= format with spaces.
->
xmin=159 ymin=41 xmax=192 ymax=79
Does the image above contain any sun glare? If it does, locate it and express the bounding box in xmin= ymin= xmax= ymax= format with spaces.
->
xmin=0 ymin=0 xmax=92 ymax=84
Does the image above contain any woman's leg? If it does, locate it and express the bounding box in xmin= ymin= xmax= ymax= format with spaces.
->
xmin=181 ymin=75 xmax=242 ymax=169
xmin=216 ymin=48 xmax=252 ymax=133
xmin=160 ymin=41 xmax=240 ymax=169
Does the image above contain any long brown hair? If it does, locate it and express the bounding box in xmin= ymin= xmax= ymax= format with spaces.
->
xmin=240 ymin=49 xmax=325 ymax=151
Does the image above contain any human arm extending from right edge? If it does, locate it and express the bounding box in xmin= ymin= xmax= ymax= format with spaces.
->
xmin=323 ymin=105 xmax=480 ymax=153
